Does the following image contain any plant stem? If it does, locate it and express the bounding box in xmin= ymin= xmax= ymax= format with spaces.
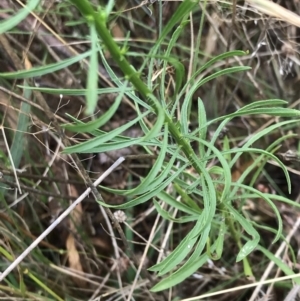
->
xmin=69 ymin=0 xmax=204 ymax=177
xmin=70 ymin=0 xmax=254 ymax=280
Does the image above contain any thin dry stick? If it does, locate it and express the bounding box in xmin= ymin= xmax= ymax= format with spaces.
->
xmin=200 ymin=2 xmax=264 ymax=96
xmin=0 ymin=127 xmax=22 ymax=194
xmin=283 ymin=285 xmax=300 ymax=301
xmin=124 ymin=221 xmax=160 ymax=252
xmin=98 ymin=204 xmax=125 ymax=299
xmin=50 ymin=263 xmax=102 ymax=287
xmin=126 ymin=201 xmax=163 ymax=301
xmin=0 ymin=157 xmax=125 ymax=281
xmin=181 ymin=272 xmax=300 ymax=301
xmin=246 ymin=0 xmax=300 ymax=27
xmin=4 ymin=5 xmax=154 ymax=272
xmin=157 ymin=201 xmax=178 ymax=263
xmin=89 ymin=261 xmax=117 ymax=301
xmin=46 ymin=131 xmax=125 ymax=291
xmin=248 ymin=215 xmax=300 ymax=301
xmin=2 ymin=135 xmax=62 ymax=211
xmin=186 ymin=11 xmax=194 ymax=89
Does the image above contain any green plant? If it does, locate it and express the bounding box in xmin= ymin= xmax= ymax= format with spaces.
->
xmin=60 ymin=0 xmax=300 ymax=293
xmin=1 ymin=0 xmax=300 ymax=297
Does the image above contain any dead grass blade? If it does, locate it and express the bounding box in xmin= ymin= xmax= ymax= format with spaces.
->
xmin=246 ymin=0 xmax=300 ymax=27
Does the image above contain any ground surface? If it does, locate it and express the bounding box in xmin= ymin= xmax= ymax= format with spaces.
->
xmin=1 ymin=1 xmax=300 ymax=301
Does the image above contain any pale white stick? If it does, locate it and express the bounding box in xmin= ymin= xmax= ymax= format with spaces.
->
xmin=248 ymin=215 xmax=300 ymax=301
xmin=0 ymin=156 xmax=125 ymax=281
xmin=1 ymin=127 xmax=22 ymax=194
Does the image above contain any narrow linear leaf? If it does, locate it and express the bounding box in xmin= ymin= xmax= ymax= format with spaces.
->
xmin=238 ymin=99 xmax=288 ymax=111
xmin=159 ymin=223 xmax=211 ymax=277
xmin=64 ymin=82 xmax=128 ymax=133
xmin=101 ymin=147 xmax=181 ymax=198
xmin=181 ymin=66 xmax=251 ymax=134
xmin=125 ymin=126 xmax=170 ymax=196
xmin=225 ymin=204 xmax=260 ymax=262
xmin=10 ymin=82 xmax=31 ymax=169
xmin=155 ymin=0 xmax=197 ymax=50
xmin=139 ymin=150 xmax=183 ymax=193
xmin=85 ymin=23 xmax=99 ymax=115
xmin=63 ymin=110 xmax=149 ymax=153
xmin=225 ymin=180 xmax=282 ymax=243
xmin=0 ymin=50 xmax=91 ymax=79
xmin=257 ymin=245 xmax=300 ymax=285
xmin=96 ymin=163 xmax=188 ymax=209
xmin=153 ymin=201 xmax=198 ymax=223
xmin=143 ymin=94 xmax=165 ymax=141
xmin=149 ymin=214 xmax=205 ymax=274
xmin=213 ymin=216 xmax=226 ymax=259
xmin=0 ymin=0 xmax=40 ymax=35
xmin=198 ymin=98 xmax=207 ymax=158
xmin=16 ymin=86 xmax=133 ymax=95
xmin=158 ymin=191 xmax=201 ymax=215
xmin=151 ymin=253 xmax=208 ymax=292
xmin=241 ymin=107 xmax=300 ymax=117
xmin=179 ymin=50 xmax=247 ymax=99
xmin=160 ymin=20 xmax=188 ymax=99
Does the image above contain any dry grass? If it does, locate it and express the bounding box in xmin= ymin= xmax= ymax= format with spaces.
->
xmin=0 ymin=1 xmax=300 ymax=301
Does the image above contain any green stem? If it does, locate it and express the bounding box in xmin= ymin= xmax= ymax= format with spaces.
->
xmin=70 ymin=0 xmax=254 ymax=279
xmin=69 ymin=0 xmax=203 ymax=176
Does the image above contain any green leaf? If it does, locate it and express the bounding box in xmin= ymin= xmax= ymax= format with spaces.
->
xmin=96 ymin=162 xmax=189 ymax=209
xmin=0 ymin=50 xmax=91 ymax=79
xmin=181 ymin=66 xmax=251 ymax=134
xmin=150 ymin=173 xmax=216 ymax=276
xmin=225 ymin=204 xmax=260 ymax=262
xmin=227 ymin=181 xmax=282 ymax=243
xmin=185 ymin=135 xmax=232 ymax=202
xmin=63 ymin=83 xmax=128 ymax=133
xmin=197 ymin=66 xmax=252 ymax=90
xmin=63 ymin=110 xmax=149 ymax=153
xmin=0 ymin=0 xmax=40 ymax=35
xmin=198 ymin=98 xmax=207 ymax=158
xmin=155 ymin=0 xmax=197 ymax=51
xmin=174 ymin=182 xmax=201 ymax=211
xmin=97 ymin=44 xmax=152 ymax=112
xmin=81 ymin=139 xmax=144 ymax=153
xmin=213 ymin=216 xmax=226 ymax=259
xmin=134 ymin=147 xmax=181 ymax=196
xmin=159 ymin=19 xmax=188 ymax=98
xmin=151 ymin=253 xmax=208 ymax=292
xmin=209 ymin=105 xmax=300 ymax=127
xmin=149 ymin=214 xmax=206 ymax=274
xmin=153 ymin=201 xmax=198 ymax=223
xmin=237 ymin=240 xmax=259 ymax=262
xmin=257 ymin=245 xmax=300 ymax=285
xmin=228 ymin=120 xmax=297 ymax=194
xmin=164 ymin=223 xmax=211 ymax=276
xmin=16 ymin=86 xmax=132 ymax=96
xmin=85 ymin=23 xmax=99 ymax=115
xmin=125 ymin=124 xmax=169 ymax=196
xmin=10 ymin=82 xmax=31 ymax=169
xmin=147 ymin=0 xmax=196 ymax=90
xmin=158 ymin=191 xmax=201 ymax=215
xmin=100 ymin=146 xmax=181 ymax=197
xmin=163 ymin=56 xmax=185 ymax=97
xmin=142 ymin=94 xmax=165 ymax=141
xmin=178 ymin=50 xmax=247 ymax=99
xmin=238 ymin=99 xmax=288 ymax=111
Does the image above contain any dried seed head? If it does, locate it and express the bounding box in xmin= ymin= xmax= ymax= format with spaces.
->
xmin=114 ymin=210 xmax=127 ymax=223
xmin=113 ymin=256 xmax=130 ymax=274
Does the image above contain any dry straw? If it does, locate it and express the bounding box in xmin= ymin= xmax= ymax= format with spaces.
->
xmin=246 ymin=0 xmax=300 ymax=27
